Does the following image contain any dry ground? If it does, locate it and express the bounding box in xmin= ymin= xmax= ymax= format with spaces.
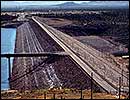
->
xmin=39 ymin=18 xmax=73 ymax=27
xmin=1 ymin=88 xmax=126 ymax=99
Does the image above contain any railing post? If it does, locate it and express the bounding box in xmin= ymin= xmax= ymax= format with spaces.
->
xmin=7 ymin=56 xmax=11 ymax=81
xmin=80 ymin=87 xmax=83 ymax=99
xmin=121 ymin=69 xmax=123 ymax=90
xmin=91 ymin=72 xmax=93 ymax=99
xmin=53 ymin=93 xmax=55 ymax=99
xmin=119 ymin=77 xmax=121 ymax=99
xmin=44 ymin=92 xmax=46 ymax=99
xmin=61 ymin=95 xmax=62 ymax=99
xmin=127 ymin=73 xmax=129 ymax=86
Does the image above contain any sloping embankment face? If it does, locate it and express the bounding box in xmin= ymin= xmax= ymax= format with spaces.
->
xmin=10 ymin=19 xmax=102 ymax=91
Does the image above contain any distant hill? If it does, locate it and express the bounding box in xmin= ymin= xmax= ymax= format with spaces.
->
xmin=54 ymin=1 xmax=129 ymax=9
xmin=1 ymin=1 xmax=129 ymax=11
xmin=80 ymin=1 xmax=129 ymax=8
xmin=54 ymin=2 xmax=80 ymax=7
xmin=81 ymin=1 xmax=129 ymax=5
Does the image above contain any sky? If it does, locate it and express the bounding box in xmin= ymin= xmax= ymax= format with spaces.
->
xmin=1 ymin=1 xmax=90 ymax=7
xmin=1 ymin=1 xmax=129 ymax=8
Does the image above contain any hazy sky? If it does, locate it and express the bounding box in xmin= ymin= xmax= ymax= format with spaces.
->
xmin=1 ymin=1 xmax=90 ymax=6
xmin=1 ymin=1 xmax=129 ymax=8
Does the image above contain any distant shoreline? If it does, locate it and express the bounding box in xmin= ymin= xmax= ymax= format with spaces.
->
xmin=1 ymin=21 xmax=24 ymax=28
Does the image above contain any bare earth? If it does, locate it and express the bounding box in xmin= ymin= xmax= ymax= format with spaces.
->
xmin=39 ymin=18 xmax=73 ymax=27
xmin=1 ymin=88 xmax=126 ymax=99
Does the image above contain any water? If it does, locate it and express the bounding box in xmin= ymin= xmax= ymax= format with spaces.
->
xmin=1 ymin=28 xmax=16 ymax=90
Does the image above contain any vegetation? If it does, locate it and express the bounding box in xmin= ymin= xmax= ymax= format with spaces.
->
xmin=1 ymin=88 xmax=126 ymax=99
xmin=1 ymin=14 xmax=18 ymax=21
xmin=35 ymin=9 xmax=129 ymax=48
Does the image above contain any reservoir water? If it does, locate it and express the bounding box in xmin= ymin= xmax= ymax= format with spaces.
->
xmin=1 ymin=28 xmax=16 ymax=90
